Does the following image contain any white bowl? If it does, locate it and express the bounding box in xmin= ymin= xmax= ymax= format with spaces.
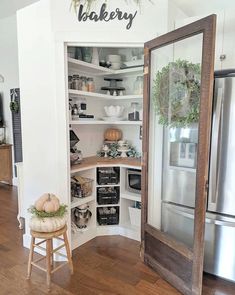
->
xmin=107 ymin=55 xmax=121 ymax=63
xmin=104 ymin=105 xmax=124 ymax=117
xmin=110 ymin=62 xmax=121 ymax=70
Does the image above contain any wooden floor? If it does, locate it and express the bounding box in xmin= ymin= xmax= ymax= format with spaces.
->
xmin=0 ymin=184 xmax=235 ymax=294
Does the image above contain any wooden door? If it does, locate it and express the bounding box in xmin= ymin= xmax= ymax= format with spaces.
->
xmin=141 ymin=15 xmax=216 ymax=295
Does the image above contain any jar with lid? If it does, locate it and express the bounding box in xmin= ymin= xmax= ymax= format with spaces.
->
xmin=81 ymin=76 xmax=88 ymax=92
xmin=128 ymin=102 xmax=140 ymax=121
xmin=72 ymin=75 xmax=82 ymax=90
xmin=68 ymin=76 xmax=73 ymax=89
xmin=133 ymin=76 xmax=143 ymax=95
xmin=87 ymin=78 xmax=95 ymax=92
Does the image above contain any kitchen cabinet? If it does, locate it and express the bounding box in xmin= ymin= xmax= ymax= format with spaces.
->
xmin=175 ymin=10 xmax=235 ymax=70
xmin=0 ymin=144 xmax=13 ymax=185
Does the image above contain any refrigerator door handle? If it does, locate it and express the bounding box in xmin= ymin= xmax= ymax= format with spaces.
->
xmin=208 ymin=87 xmax=223 ymax=211
xmin=167 ymin=205 xmax=235 ymax=228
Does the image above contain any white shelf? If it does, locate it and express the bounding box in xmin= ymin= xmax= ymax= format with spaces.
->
xmin=69 ymin=120 xmax=142 ymax=126
xmin=68 ymin=89 xmax=143 ymax=100
xmin=96 ymin=203 xmax=120 ymax=207
xmin=121 ymin=192 xmax=141 ymax=202
xmin=96 ymin=183 xmax=120 ymax=187
xmin=68 ymin=58 xmax=113 ymax=75
xmin=71 ymin=195 xmax=95 ymax=209
xmin=68 ymin=58 xmax=143 ymax=76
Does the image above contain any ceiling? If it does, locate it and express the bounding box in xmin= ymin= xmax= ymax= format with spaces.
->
xmin=172 ymin=0 xmax=235 ymax=16
xmin=0 ymin=0 xmax=39 ymax=19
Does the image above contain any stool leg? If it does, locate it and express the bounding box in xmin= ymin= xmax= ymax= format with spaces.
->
xmin=27 ymin=237 xmax=35 ymax=279
xmin=63 ymin=231 xmax=74 ymax=274
xmin=50 ymin=239 xmax=53 ymax=267
xmin=46 ymin=239 xmax=52 ymax=290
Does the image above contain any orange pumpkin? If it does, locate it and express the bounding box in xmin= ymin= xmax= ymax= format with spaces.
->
xmin=35 ymin=193 xmax=60 ymax=213
xmin=104 ymin=128 xmax=122 ymax=141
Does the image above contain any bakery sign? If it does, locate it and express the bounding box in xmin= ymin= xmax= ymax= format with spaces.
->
xmin=72 ymin=2 xmax=138 ymax=30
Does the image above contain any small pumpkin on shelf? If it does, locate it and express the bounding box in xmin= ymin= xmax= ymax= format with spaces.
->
xmin=104 ymin=128 xmax=123 ymax=142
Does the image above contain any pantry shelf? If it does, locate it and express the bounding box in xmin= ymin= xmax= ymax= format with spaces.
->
xmin=69 ymin=120 xmax=142 ymax=126
xmin=68 ymin=89 xmax=143 ymax=100
xmin=68 ymin=58 xmax=143 ymax=76
xmin=121 ymin=193 xmax=141 ymax=202
xmin=71 ymin=195 xmax=95 ymax=209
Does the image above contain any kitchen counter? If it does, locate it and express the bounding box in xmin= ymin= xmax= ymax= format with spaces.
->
xmin=71 ymin=156 xmax=142 ymax=173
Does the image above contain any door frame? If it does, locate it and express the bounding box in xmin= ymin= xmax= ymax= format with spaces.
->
xmin=141 ymin=14 xmax=216 ymax=295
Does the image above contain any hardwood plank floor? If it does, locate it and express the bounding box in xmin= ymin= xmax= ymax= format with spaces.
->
xmin=0 ymin=183 xmax=235 ymax=294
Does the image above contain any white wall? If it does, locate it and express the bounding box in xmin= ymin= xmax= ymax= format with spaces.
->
xmin=0 ymin=15 xmax=19 ymax=184
xmin=17 ymin=0 xmax=171 ymax=246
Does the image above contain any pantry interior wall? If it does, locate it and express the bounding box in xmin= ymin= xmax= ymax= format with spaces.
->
xmin=16 ymin=0 xmax=187 ymax=248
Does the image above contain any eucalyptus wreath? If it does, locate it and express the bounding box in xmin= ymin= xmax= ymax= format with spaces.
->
xmin=152 ymin=59 xmax=201 ymax=128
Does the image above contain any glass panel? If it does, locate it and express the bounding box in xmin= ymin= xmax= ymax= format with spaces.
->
xmin=148 ymin=34 xmax=203 ymax=249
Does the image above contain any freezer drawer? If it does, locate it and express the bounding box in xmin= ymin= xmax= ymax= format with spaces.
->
xmin=162 ymin=203 xmax=235 ymax=282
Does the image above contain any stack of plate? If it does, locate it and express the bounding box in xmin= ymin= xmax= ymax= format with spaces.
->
xmin=107 ymin=55 xmax=122 ymax=70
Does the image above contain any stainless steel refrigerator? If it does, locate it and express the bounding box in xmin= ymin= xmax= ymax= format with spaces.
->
xmin=161 ymin=69 xmax=235 ymax=282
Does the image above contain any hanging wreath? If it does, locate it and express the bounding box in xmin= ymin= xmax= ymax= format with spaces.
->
xmin=10 ymin=99 xmax=19 ymax=113
xmin=152 ymin=59 xmax=201 ymax=128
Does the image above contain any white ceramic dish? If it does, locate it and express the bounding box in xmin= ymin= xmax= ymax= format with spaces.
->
xmin=104 ymin=105 xmax=124 ymax=117
xmin=110 ymin=62 xmax=121 ymax=70
xmin=107 ymin=55 xmax=121 ymax=63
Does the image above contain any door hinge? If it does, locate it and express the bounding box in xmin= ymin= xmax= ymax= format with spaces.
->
xmin=205 ymin=180 xmax=209 ymax=192
xmin=144 ymin=66 xmax=149 ymax=75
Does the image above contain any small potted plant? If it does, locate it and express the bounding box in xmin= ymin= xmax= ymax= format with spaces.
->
xmin=28 ymin=193 xmax=67 ymax=232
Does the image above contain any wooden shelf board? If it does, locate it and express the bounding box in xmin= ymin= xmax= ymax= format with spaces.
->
xmin=68 ymin=58 xmax=143 ymax=76
xmin=71 ymin=156 xmax=141 ymax=173
xmin=68 ymin=89 xmax=143 ymax=100
xmin=69 ymin=120 xmax=142 ymax=125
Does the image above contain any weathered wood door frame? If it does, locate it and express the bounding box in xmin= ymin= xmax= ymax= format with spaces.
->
xmin=141 ymin=15 xmax=216 ymax=295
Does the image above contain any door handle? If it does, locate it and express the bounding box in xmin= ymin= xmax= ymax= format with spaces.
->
xmin=166 ymin=205 xmax=235 ymax=227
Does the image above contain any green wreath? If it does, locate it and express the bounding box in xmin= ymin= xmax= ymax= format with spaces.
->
xmin=152 ymin=59 xmax=201 ymax=128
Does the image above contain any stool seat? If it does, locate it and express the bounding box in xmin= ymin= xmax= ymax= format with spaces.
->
xmin=30 ymin=225 xmax=67 ymax=239
xmin=27 ymin=223 xmax=73 ymax=290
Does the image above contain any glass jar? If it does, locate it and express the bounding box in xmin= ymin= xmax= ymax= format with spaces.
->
xmin=75 ymin=47 xmax=83 ymax=60
xmin=68 ymin=75 xmax=73 ymax=89
xmin=128 ymin=102 xmax=140 ymax=121
xmin=72 ymin=75 xmax=81 ymax=90
xmin=133 ymin=76 xmax=143 ymax=95
xmin=81 ymin=47 xmax=93 ymax=63
xmin=87 ymin=78 xmax=95 ymax=92
xmin=81 ymin=77 xmax=88 ymax=92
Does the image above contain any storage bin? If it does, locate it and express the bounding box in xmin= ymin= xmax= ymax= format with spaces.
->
xmin=71 ymin=176 xmax=93 ymax=199
xmin=97 ymin=187 xmax=120 ymax=205
xmin=97 ymin=206 xmax=119 ymax=225
xmin=97 ymin=167 xmax=119 ymax=185
xmin=129 ymin=207 xmax=141 ymax=227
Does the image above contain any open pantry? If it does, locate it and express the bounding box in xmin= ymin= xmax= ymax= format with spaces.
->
xmin=66 ymin=46 xmax=143 ymax=251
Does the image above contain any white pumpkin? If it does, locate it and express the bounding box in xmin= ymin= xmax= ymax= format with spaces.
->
xmin=29 ymin=215 xmax=67 ymax=232
xmin=35 ymin=193 xmax=60 ymax=212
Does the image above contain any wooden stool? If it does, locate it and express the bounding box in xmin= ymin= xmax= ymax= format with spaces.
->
xmin=27 ymin=225 xmax=73 ymax=290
